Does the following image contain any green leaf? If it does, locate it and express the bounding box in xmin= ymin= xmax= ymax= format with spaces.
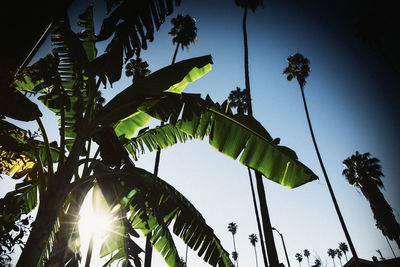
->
xmin=128 ymin=93 xmax=318 ymax=188
xmin=96 ymin=55 xmax=213 ymax=139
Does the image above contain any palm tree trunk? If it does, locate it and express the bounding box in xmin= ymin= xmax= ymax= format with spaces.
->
xmin=339 ymin=258 xmax=343 ymax=267
xmin=332 ymin=257 xmax=336 ymax=267
xmin=248 ymin=169 xmax=269 ymax=267
xmin=254 ymin=246 xmax=259 ymax=267
xmin=344 ymin=252 xmax=348 ymax=262
xmin=144 ymin=41 xmax=181 ymax=267
xmin=242 ymin=6 xmax=279 ymax=266
xmin=299 ymin=84 xmax=359 ymax=263
xmin=307 ymin=257 xmax=310 ymax=267
xmin=172 ymin=42 xmax=180 ymax=65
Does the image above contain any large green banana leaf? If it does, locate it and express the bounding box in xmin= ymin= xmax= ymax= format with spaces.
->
xmin=95 ymin=164 xmax=233 ymax=267
xmin=96 ymin=55 xmax=213 ymax=138
xmin=125 ymin=93 xmax=318 ymax=188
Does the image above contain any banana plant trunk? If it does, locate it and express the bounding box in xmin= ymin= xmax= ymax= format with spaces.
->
xmin=16 ymin=188 xmax=66 ymax=266
xmin=299 ymin=83 xmax=359 ymax=263
xmin=242 ymin=6 xmax=279 ymax=266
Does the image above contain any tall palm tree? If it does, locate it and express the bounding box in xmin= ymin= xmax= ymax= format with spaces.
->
xmin=338 ymin=242 xmax=349 ymax=262
xmin=283 ymin=53 xmax=358 ymax=261
xmin=327 ymin=249 xmax=337 ymax=267
xmin=235 ymin=0 xmax=279 ymax=266
xmin=227 ymin=86 xmax=268 ymax=266
xmin=342 ymin=151 xmax=400 ymax=249
xmin=125 ymin=56 xmax=151 ymax=82
xmin=295 ymin=253 xmax=303 ymax=267
xmin=314 ymin=258 xmax=321 ymax=267
xmin=228 ymin=222 xmax=239 ymax=267
xmin=249 ymin=234 xmax=259 ymax=267
xmin=145 ymin=14 xmax=198 ymax=267
xmin=168 ymin=14 xmax=198 ymax=65
xmin=335 ymin=249 xmax=343 ymax=266
xmin=304 ymin=249 xmax=310 ymax=267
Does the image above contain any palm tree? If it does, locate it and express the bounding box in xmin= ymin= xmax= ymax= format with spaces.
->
xmin=314 ymin=258 xmax=321 ymax=267
xmin=335 ymin=249 xmax=343 ymax=266
xmin=283 ymin=53 xmax=358 ymax=261
xmin=228 ymin=222 xmax=239 ymax=267
xmin=145 ymin=14 xmax=198 ymax=267
xmin=342 ymin=151 xmax=400 ymax=249
xmin=338 ymin=242 xmax=349 ymax=261
xmin=168 ymin=14 xmax=198 ymax=65
xmin=327 ymin=249 xmax=337 ymax=267
xmin=249 ymin=234 xmax=259 ymax=267
xmin=125 ymin=56 xmax=151 ymax=82
xmin=228 ymin=86 xmax=248 ymax=115
xmin=235 ymin=0 xmax=279 ymax=266
xmin=304 ymin=249 xmax=310 ymax=267
xmin=295 ymin=253 xmax=303 ymax=267
xmin=227 ymin=86 xmax=268 ymax=266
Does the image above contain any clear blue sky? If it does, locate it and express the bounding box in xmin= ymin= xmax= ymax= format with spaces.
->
xmin=2 ymin=0 xmax=399 ymax=266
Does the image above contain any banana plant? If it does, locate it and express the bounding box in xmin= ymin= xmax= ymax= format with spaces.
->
xmin=1 ymin=2 xmax=318 ymax=267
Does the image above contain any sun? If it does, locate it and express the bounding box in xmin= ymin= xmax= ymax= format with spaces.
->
xmin=77 ymin=189 xmax=113 ymax=266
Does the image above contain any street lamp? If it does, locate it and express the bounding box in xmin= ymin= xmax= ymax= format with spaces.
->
xmin=272 ymin=227 xmax=290 ymax=267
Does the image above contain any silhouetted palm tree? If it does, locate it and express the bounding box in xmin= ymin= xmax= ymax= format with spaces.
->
xmin=283 ymin=53 xmax=358 ymax=261
xmin=342 ymin=151 xmax=400 ymax=249
xmin=228 ymin=86 xmax=248 ymax=115
xmin=335 ymin=249 xmax=343 ymax=266
xmin=168 ymin=14 xmax=198 ymax=65
xmin=295 ymin=253 xmax=303 ymax=267
xmin=338 ymin=242 xmax=348 ymax=262
xmin=125 ymin=56 xmax=151 ymax=82
xmin=327 ymin=249 xmax=337 ymax=267
xmin=314 ymin=258 xmax=321 ymax=267
xmin=236 ymin=1 xmax=278 ymax=266
xmin=145 ymin=14 xmax=198 ymax=267
xmin=304 ymin=249 xmax=310 ymax=267
xmin=228 ymin=222 xmax=239 ymax=267
xmin=249 ymin=234 xmax=259 ymax=267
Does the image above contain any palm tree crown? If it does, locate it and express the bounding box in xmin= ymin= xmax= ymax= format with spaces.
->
xmin=235 ymin=0 xmax=264 ymax=11
xmin=328 ymin=248 xmax=337 ymax=267
xmin=228 ymin=86 xmax=248 ymax=115
xmin=304 ymin=249 xmax=310 ymax=267
xmin=295 ymin=253 xmax=303 ymax=266
xmin=338 ymin=242 xmax=349 ymax=261
xmin=169 ymin=14 xmax=198 ymax=51
xmin=342 ymin=151 xmax=384 ymax=189
xmin=228 ymin=222 xmax=238 ymax=235
xmin=283 ymin=53 xmax=311 ymax=89
xmin=125 ymin=56 xmax=151 ymax=82
xmin=336 ymin=249 xmax=343 ymax=266
xmin=342 ymin=151 xmax=400 ymax=248
xmin=249 ymin=233 xmax=258 ymax=246
xmin=314 ymin=259 xmax=321 ymax=267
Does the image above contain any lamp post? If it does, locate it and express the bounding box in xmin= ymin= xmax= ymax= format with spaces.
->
xmin=272 ymin=227 xmax=290 ymax=267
